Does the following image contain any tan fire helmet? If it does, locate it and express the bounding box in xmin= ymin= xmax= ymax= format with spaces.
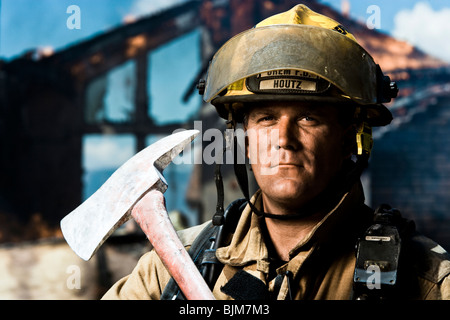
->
xmin=200 ymin=4 xmax=398 ymax=127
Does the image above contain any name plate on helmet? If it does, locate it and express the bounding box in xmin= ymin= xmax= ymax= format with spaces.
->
xmin=246 ymin=69 xmax=330 ymax=95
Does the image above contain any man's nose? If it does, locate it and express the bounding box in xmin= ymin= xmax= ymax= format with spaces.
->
xmin=276 ymin=118 xmax=301 ymax=151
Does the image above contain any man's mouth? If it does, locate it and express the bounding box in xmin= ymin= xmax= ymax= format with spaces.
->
xmin=270 ymin=162 xmax=303 ymax=168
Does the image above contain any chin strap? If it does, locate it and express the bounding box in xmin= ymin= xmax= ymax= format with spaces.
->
xmin=213 ymin=157 xmax=225 ymax=226
xmin=212 ymin=110 xmax=237 ymax=226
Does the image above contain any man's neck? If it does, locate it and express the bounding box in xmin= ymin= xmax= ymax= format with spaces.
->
xmin=262 ymin=199 xmax=327 ymax=261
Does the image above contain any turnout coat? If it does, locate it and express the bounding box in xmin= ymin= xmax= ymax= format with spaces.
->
xmin=102 ymin=182 xmax=450 ymax=300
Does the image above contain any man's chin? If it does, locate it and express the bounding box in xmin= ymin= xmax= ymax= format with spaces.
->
xmin=263 ymin=190 xmax=312 ymax=210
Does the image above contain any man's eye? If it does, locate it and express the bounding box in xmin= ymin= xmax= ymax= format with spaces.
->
xmin=299 ymin=116 xmax=319 ymax=124
xmin=259 ymin=115 xmax=275 ymax=122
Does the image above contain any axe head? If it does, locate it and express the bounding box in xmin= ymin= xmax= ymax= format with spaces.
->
xmin=61 ymin=130 xmax=199 ymax=261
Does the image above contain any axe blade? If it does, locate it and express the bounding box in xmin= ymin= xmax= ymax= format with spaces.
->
xmin=61 ymin=129 xmax=199 ymax=261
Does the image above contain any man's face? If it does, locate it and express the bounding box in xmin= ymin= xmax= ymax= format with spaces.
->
xmin=245 ymin=102 xmax=352 ymax=212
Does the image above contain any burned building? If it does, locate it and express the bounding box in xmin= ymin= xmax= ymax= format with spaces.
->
xmin=0 ymin=0 xmax=449 ymax=252
xmin=0 ymin=1 xmax=205 ymax=238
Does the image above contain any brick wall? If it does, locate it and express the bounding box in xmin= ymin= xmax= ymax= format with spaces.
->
xmin=370 ymin=95 xmax=450 ymax=250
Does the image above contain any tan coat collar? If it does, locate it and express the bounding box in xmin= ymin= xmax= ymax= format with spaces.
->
xmin=216 ymin=182 xmax=367 ymax=271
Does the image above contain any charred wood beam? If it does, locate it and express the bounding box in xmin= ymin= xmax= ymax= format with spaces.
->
xmin=44 ymin=0 xmax=202 ymax=84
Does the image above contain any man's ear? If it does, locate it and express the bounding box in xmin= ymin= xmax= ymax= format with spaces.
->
xmin=342 ymin=124 xmax=357 ymax=159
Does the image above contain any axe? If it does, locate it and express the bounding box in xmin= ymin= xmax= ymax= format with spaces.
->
xmin=61 ymin=130 xmax=215 ymax=300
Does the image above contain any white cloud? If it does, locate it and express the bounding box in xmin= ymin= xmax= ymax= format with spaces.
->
xmin=393 ymin=2 xmax=450 ymax=63
xmin=83 ymin=135 xmax=136 ymax=171
xmin=128 ymin=0 xmax=187 ymax=18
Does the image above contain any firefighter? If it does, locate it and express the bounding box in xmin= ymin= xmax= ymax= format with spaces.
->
xmin=103 ymin=4 xmax=450 ymax=300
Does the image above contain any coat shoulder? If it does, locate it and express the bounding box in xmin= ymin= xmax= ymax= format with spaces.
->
xmin=406 ymin=233 xmax=450 ymax=284
xmin=177 ymin=220 xmax=212 ymax=247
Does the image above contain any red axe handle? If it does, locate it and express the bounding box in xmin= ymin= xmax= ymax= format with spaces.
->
xmin=132 ymin=189 xmax=215 ymax=300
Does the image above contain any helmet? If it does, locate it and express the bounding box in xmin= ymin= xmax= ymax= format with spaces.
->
xmin=201 ymin=4 xmax=398 ymax=127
